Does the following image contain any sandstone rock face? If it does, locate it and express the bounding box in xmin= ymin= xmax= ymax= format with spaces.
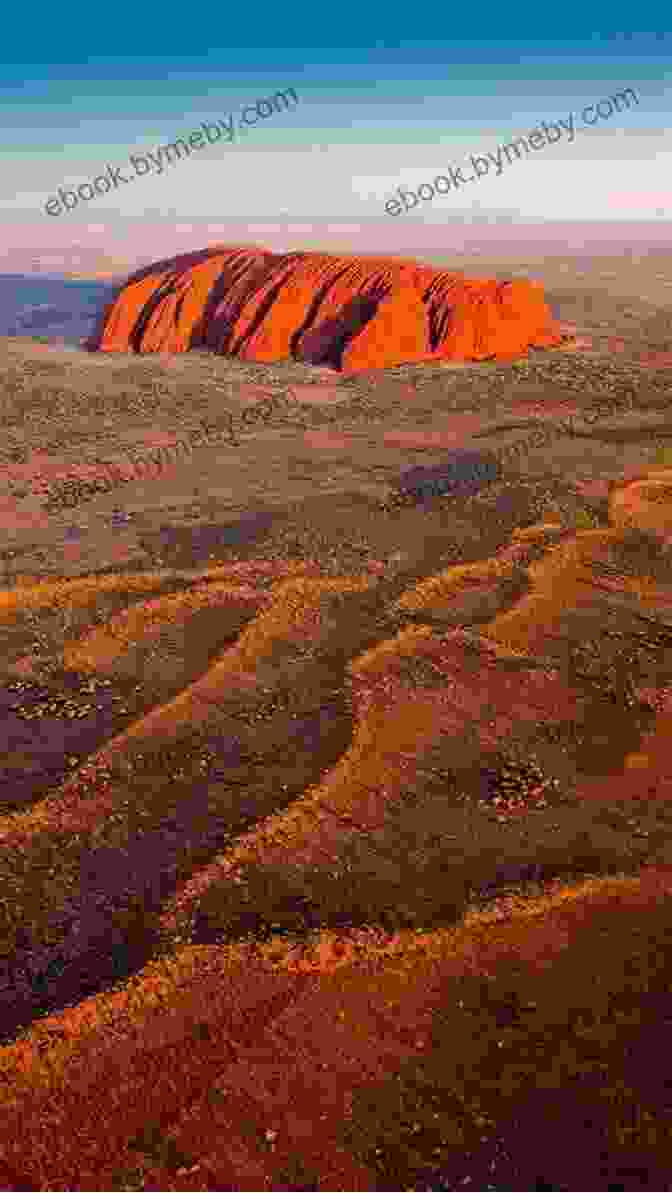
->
xmin=88 ymin=244 xmax=564 ymax=370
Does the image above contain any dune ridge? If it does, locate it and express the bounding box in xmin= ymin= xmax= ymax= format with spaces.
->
xmin=1 ymin=322 xmax=672 ymax=1188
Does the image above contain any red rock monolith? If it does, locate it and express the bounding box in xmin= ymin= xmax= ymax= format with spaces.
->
xmin=89 ymin=244 xmax=565 ymax=371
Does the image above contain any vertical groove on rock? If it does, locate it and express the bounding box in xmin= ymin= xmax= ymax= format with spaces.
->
xmin=91 ymin=244 xmax=565 ymax=371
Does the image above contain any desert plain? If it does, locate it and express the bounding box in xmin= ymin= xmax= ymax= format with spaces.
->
xmin=0 ymin=249 xmax=672 ymax=1190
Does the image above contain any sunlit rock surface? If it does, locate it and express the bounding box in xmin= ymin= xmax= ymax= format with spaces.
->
xmin=88 ymin=244 xmax=565 ymax=370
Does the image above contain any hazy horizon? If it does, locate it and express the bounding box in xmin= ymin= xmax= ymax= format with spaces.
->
xmin=3 ymin=220 xmax=672 ymax=284
xmin=1 ymin=25 xmax=670 ymax=278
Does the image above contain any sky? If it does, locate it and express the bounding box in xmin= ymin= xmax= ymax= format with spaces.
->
xmin=0 ymin=12 xmax=670 ymax=275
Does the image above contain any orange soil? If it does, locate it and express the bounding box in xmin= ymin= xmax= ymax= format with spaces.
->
xmin=2 ymin=869 xmax=672 ymax=1191
xmin=1 ymin=467 xmax=672 ymax=1190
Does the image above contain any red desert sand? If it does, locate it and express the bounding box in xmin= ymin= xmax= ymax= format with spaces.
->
xmin=2 ymin=267 xmax=672 ymax=1191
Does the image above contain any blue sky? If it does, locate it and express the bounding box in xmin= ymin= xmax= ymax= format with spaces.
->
xmin=0 ymin=17 xmax=670 ymax=272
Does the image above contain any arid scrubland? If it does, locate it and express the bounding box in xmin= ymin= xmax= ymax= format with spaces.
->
xmin=0 ymin=249 xmax=672 ymax=1190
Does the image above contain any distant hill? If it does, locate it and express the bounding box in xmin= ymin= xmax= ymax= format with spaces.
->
xmin=58 ymin=267 xmax=128 ymax=282
xmin=0 ymin=274 xmax=121 ymax=345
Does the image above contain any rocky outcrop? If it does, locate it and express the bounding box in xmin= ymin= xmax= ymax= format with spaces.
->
xmin=87 ymin=244 xmax=565 ymax=371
